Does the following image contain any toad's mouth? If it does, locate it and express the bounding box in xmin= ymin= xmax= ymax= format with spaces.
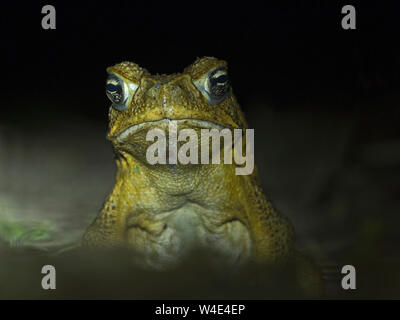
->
xmin=116 ymin=118 xmax=227 ymax=143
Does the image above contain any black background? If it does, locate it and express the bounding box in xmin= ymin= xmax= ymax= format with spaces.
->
xmin=1 ymin=1 xmax=399 ymax=118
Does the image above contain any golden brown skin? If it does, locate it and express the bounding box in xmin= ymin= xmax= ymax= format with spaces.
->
xmin=82 ymin=57 xmax=322 ymax=295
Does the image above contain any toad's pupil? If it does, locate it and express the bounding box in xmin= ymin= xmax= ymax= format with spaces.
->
xmin=106 ymin=81 xmax=123 ymax=102
xmin=106 ymin=83 xmax=120 ymax=92
xmin=211 ymin=74 xmax=228 ymax=84
xmin=210 ymin=74 xmax=229 ymax=97
xmin=106 ymin=83 xmax=122 ymax=94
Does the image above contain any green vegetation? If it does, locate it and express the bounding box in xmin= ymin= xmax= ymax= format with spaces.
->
xmin=0 ymin=215 xmax=56 ymax=248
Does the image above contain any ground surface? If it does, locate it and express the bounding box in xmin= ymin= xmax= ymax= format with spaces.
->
xmin=0 ymin=94 xmax=399 ymax=299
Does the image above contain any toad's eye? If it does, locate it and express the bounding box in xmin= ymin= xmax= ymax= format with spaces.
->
xmin=105 ymin=74 xmax=138 ymax=111
xmin=194 ymin=66 xmax=230 ymax=105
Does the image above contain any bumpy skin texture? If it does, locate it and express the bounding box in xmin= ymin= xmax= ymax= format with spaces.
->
xmin=82 ymin=57 xmax=323 ymax=295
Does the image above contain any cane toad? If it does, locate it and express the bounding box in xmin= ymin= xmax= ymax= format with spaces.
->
xmin=82 ymin=57 xmax=322 ymax=295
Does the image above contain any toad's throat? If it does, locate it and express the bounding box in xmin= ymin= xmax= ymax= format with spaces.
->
xmin=116 ymin=118 xmax=226 ymax=143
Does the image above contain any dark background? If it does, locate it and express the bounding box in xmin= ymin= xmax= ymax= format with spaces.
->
xmin=0 ymin=1 xmax=399 ymax=298
xmin=1 ymin=1 xmax=399 ymax=114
